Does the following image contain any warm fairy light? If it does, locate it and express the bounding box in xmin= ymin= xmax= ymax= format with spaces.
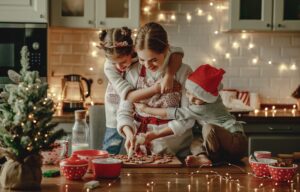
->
xmin=170 ymin=14 xmax=176 ymax=21
xmin=158 ymin=13 xmax=166 ymax=21
xmin=197 ymin=9 xmax=203 ymax=16
xmin=89 ymin=67 xmax=94 ymax=71
xmin=186 ymin=13 xmax=192 ymax=22
xmin=248 ymin=43 xmax=254 ymax=49
xmin=207 ymin=14 xmax=213 ymax=22
xmin=265 ymin=107 xmax=268 ymax=111
xmin=146 ymin=183 xmax=150 ymax=187
xmin=143 ymin=6 xmax=150 ymax=14
xmin=279 ymin=64 xmax=288 ymax=71
xmin=214 ymin=30 xmax=219 ymax=35
xmin=268 ymin=60 xmax=272 ymax=65
xmin=225 ymin=53 xmax=230 ymax=59
xmin=33 ymin=120 xmax=37 ymax=124
xmin=252 ymin=57 xmax=258 ymax=64
xmin=127 ymin=173 xmax=131 ymax=176
xmin=212 ymin=58 xmax=216 ymax=62
xmin=290 ymin=64 xmax=297 ymax=70
xmin=254 ymin=109 xmax=259 ymax=115
xmin=91 ymin=51 xmax=97 ymax=57
xmin=293 ymin=104 xmax=296 ymax=109
xmin=241 ymin=33 xmax=248 ymax=39
xmin=232 ymin=42 xmax=239 ymax=49
xmin=108 ymin=183 xmax=111 ymax=187
xmin=92 ymin=42 xmax=97 ymax=47
xmin=28 ymin=114 xmax=33 ymax=119
xmin=272 ymin=106 xmax=275 ymax=110
xmin=209 ymin=2 xmax=214 ymax=6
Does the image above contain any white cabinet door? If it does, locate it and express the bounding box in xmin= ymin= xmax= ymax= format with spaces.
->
xmin=0 ymin=0 xmax=48 ymax=23
xmin=273 ymin=0 xmax=300 ymax=31
xmin=51 ymin=0 xmax=140 ymax=29
xmin=95 ymin=0 xmax=140 ymax=29
xmin=51 ymin=0 xmax=95 ymax=28
xmin=229 ymin=0 xmax=273 ymax=31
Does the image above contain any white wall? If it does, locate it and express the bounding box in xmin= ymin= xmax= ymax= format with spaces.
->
xmin=142 ymin=1 xmax=300 ymax=104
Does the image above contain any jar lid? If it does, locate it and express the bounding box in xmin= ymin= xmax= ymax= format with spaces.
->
xmin=74 ymin=110 xmax=86 ymax=120
xmin=60 ymin=154 xmax=88 ymax=166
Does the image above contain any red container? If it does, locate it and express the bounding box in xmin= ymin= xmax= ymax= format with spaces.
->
xmin=249 ymin=156 xmax=277 ymax=177
xmin=268 ymin=164 xmax=298 ymax=182
xmin=254 ymin=151 xmax=272 ymax=159
xmin=92 ymin=158 xmax=122 ymax=179
xmin=59 ymin=154 xmax=88 ymax=180
xmin=73 ymin=150 xmax=109 ymax=173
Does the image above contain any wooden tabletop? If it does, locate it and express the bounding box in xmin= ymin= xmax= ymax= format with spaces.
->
xmin=41 ymin=159 xmax=300 ymax=192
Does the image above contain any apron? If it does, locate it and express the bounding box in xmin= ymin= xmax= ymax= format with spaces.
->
xmin=134 ymin=65 xmax=182 ymax=154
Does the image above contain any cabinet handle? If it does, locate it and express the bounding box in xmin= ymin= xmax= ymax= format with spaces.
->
xmin=88 ymin=20 xmax=94 ymax=24
xmin=277 ymin=24 xmax=284 ymax=28
xmin=268 ymin=126 xmax=292 ymax=131
xmin=40 ymin=14 xmax=44 ymax=19
xmin=266 ymin=23 xmax=272 ymax=28
xmin=99 ymin=21 xmax=105 ymax=25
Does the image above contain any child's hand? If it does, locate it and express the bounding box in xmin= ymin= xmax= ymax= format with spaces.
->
xmin=144 ymin=132 xmax=158 ymax=144
xmin=134 ymin=103 xmax=148 ymax=113
xmin=160 ymin=74 xmax=173 ymax=94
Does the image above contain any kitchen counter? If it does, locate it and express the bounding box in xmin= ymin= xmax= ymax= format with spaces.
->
xmin=39 ymin=158 xmax=300 ymax=192
xmin=235 ymin=109 xmax=300 ymax=123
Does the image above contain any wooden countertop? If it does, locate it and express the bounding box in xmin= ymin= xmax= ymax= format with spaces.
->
xmin=40 ymin=158 xmax=300 ymax=192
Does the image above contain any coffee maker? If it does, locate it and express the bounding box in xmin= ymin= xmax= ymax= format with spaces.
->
xmin=61 ymin=74 xmax=93 ymax=112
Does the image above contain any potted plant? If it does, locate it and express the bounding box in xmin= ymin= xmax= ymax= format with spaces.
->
xmin=0 ymin=46 xmax=66 ymax=190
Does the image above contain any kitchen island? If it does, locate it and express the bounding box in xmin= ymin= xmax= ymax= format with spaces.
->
xmin=39 ymin=158 xmax=299 ymax=192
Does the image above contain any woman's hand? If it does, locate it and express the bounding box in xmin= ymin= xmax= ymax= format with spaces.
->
xmin=122 ymin=126 xmax=136 ymax=155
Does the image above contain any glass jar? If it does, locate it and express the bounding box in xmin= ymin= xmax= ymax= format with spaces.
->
xmin=71 ymin=110 xmax=89 ymax=153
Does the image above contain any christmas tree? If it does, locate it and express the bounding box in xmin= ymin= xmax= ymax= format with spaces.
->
xmin=0 ymin=46 xmax=66 ymax=162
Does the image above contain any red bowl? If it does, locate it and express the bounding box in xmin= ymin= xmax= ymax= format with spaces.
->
xmin=92 ymin=158 xmax=122 ymax=179
xmin=249 ymin=156 xmax=277 ymax=177
xmin=73 ymin=150 xmax=109 ymax=172
xmin=268 ymin=164 xmax=298 ymax=182
xmin=59 ymin=154 xmax=88 ymax=180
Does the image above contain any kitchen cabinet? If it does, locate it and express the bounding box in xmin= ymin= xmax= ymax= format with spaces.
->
xmin=229 ymin=0 xmax=300 ymax=31
xmin=0 ymin=0 xmax=48 ymax=23
xmin=51 ymin=0 xmax=140 ymax=29
xmin=244 ymin=123 xmax=300 ymax=156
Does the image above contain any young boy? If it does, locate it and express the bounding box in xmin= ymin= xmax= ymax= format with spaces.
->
xmin=135 ymin=64 xmax=247 ymax=166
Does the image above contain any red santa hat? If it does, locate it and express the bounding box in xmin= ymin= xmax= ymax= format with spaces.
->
xmin=185 ymin=64 xmax=225 ymax=103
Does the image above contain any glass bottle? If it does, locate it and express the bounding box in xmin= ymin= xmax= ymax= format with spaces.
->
xmin=71 ymin=110 xmax=89 ymax=152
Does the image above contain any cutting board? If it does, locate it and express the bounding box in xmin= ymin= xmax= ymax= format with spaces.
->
xmin=122 ymin=156 xmax=182 ymax=168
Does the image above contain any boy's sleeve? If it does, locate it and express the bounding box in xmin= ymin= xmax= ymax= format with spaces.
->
xmin=117 ymin=100 xmax=137 ymax=138
xmin=166 ymin=107 xmax=194 ymax=120
xmin=104 ymin=60 xmax=134 ymax=99
xmin=167 ymin=65 xmax=195 ymax=136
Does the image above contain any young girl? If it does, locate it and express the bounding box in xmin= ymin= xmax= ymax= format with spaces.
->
xmin=100 ymin=27 xmax=184 ymax=154
xmin=116 ymin=22 xmax=195 ymax=155
xmin=135 ymin=64 xmax=248 ymax=166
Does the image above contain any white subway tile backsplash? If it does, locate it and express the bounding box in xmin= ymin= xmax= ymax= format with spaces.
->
xmin=48 ymin=1 xmax=299 ymax=104
xmin=240 ymin=67 xmax=260 ymax=77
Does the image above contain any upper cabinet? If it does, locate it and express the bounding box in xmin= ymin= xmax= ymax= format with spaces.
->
xmin=0 ymin=0 xmax=48 ymax=23
xmin=229 ymin=0 xmax=300 ymax=31
xmin=51 ymin=0 xmax=140 ymax=29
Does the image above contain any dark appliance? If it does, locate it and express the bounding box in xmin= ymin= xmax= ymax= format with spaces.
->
xmin=0 ymin=23 xmax=47 ymax=91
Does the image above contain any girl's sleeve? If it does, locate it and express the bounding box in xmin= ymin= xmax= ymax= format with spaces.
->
xmin=104 ymin=60 xmax=134 ymax=99
xmin=167 ymin=65 xmax=195 ymax=136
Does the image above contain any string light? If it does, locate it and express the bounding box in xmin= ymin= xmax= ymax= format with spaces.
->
xmin=207 ymin=14 xmax=213 ymax=22
xmin=158 ymin=13 xmax=166 ymax=22
xmin=186 ymin=13 xmax=192 ymax=22
xmin=225 ymin=53 xmax=230 ymax=59
xmin=252 ymin=57 xmax=258 ymax=64
xmin=89 ymin=67 xmax=94 ymax=71
xmin=170 ymin=14 xmax=176 ymax=21
xmin=268 ymin=60 xmax=272 ymax=65
xmin=214 ymin=30 xmax=219 ymax=35
xmin=290 ymin=64 xmax=297 ymax=70
xmin=232 ymin=42 xmax=239 ymax=49
xmin=196 ymin=8 xmax=204 ymax=16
